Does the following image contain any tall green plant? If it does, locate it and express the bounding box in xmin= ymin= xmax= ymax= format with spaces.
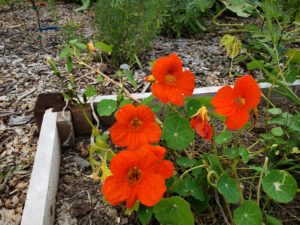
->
xmin=94 ymin=0 xmax=166 ymax=65
xmin=160 ymin=0 xmax=215 ymax=37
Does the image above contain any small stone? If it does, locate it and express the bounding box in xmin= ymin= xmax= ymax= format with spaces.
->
xmin=74 ymin=156 xmax=90 ymax=171
xmin=63 ymin=175 xmax=73 ymax=185
xmin=5 ymin=199 xmax=13 ymax=209
xmin=121 ymin=218 xmax=128 ymax=224
xmin=16 ymin=206 xmax=23 ymax=214
xmin=19 ymin=193 xmax=26 ymax=204
xmin=11 ymin=195 xmax=19 ymax=207
xmin=16 ymin=181 xmax=28 ymax=189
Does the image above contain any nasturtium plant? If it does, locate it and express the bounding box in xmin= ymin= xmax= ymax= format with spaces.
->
xmin=172 ymin=176 xmax=205 ymax=201
xmin=49 ymin=41 xmax=300 ymax=225
xmin=238 ymin=147 xmax=250 ymax=164
xmin=262 ymin=170 xmax=297 ymax=203
xmin=153 ymin=197 xmax=194 ymax=225
xmin=84 ymin=86 xmax=97 ymax=97
xmin=162 ymin=113 xmax=194 ymax=150
xmin=217 ymin=174 xmax=240 ymax=204
xmin=215 ymin=130 xmax=232 ymax=145
xmin=176 ymin=157 xmax=197 ymax=168
xmin=96 ymin=99 xmax=117 ymax=116
xmin=138 ymin=205 xmax=154 ymax=225
xmin=271 ymin=127 xmax=284 ymax=137
xmin=234 ymin=200 xmax=262 ymax=225
xmin=266 ymin=214 xmax=283 ymax=225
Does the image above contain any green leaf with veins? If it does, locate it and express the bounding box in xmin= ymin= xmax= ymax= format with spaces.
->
xmin=162 ymin=114 xmax=194 ymax=150
xmin=262 ymin=170 xmax=297 ymax=203
xmin=154 ymin=197 xmax=194 ymax=225
xmin=234 ymin=200 xmax=262 ymax=225
xmin=217 ymin=174 xmax=240 ymax=204
xmin=96 ymin=99 xmax=117 ymax=116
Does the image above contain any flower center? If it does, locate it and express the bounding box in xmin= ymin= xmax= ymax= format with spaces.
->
xmin=127 ymin=166 xmax=141 ymax=185
xmin=235 ymin=97 xmax=246 ymax=107
xmin=130 ymin=117 xmax=142 ymax=131
xmin=165 ymin=74 xmax=176 ymax=85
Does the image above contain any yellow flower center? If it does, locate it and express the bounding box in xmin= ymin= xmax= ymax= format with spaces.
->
xmin=130 ymin=117 xmax=142 ymax=131
xmin=165 ymin=74 xmax=176 ymax=85
xmin=235 ymin=97 xmax=246 ymax=107
xmin=127 ymin=166 xmax=141 ymax=184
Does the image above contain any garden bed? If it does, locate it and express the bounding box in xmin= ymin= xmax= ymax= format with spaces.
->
xmin=1 ymin=1 xmax=300 ymax=225
xmin=20 ymin=79 xmax=300 ymax=225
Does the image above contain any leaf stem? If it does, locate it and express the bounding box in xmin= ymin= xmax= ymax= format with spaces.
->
xmin=180 ymin=165 xmax=206 ymax=179
xmin=257 ymin=157 xmax=268 ymax=207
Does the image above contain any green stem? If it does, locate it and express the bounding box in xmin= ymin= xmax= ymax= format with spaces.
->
xmin=210 ymin=115 xmax=218 ymax=155
xmin=257 ymin=157 xmax=268 ymax=207
xmin=232 ymin=160 xmax=244 ymax=203
xmin=180 ymin=165 xmax=206 ymax=179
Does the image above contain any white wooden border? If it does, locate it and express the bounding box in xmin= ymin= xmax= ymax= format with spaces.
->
xmin=21 ymin=109 xmax=61 ymax=225
xmin=88 ymin=80 xmax=300 ymax=102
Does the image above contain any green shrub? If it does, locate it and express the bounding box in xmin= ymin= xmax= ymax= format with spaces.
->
xmin=160 ymin=0 xmax=215 ymax=37
xmin=94 ymin=0 xmax=166 ymax=65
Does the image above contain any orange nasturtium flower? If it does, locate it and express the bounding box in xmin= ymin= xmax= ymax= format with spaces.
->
xmin=190 ymin=106 xmax=213 ymax=141
xmin=146 ymin=54 xmax=195 ymax=106
xmin=110 ymin=104 xmax=161 ymax=149
xmin=102 ymin=149 xmax=174 ymax=208
xmin=211 ymin=75 xmax=261 ymax=130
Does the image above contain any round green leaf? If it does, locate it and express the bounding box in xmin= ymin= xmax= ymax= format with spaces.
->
xmin=216 ymin=130 xmax=232 ymax=145
xmin=176 ymin=157 xmax=197 ymax=168
xmin=96 ymin=99 xmax=117 ymax=116
xmin=268 ymin=108 xmax=282 ymax=115
xmin=271 ymin=127 xmax=284 ymax=136
xmin=238 ymin=147 xmax=250 ymax=164
xmin=262 ymin=170 xmax=297 ymax=203
xmin=84 ymin=86 xmax=97 ymax=97
xmin=172 ymin=177 xmax=205 ymax=201
xmin=234 ymin=200 xmax=262 ymax=225
xmin=224 ymin=148 xmax=239 ymax=160
xmin=139 ymin=205 xmax=153 ymax=225
xmin=162 ymin=114 xmax=194 ymax=150
xmin=266 ymin=214 xmax=282 ymax=225
xmin=154 ymin=197 xmax=194 ymax=225
xmin=217 ymin=174 xmax=240 ymax=204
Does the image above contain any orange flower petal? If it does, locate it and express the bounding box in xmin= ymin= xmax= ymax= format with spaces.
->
xmin=102 ymin=176 xmax=130 ymax=206
xmin=137 ymin=173 xmax=166 ymax=207
xmin=156 ymin=160 xmax=174 ymax=179
xmin=115 ymin=104 xmax=136 ymax=124
xmin=126 ymin=188 xmax=138 ymax=208
xmin=211 ymin=86 xmax=235 ymax=110
xmin=151 ymin=83 xmax=170 ymax=103
xmin=147 ymin=145 xmax=166 ymax=160
xmin=225 ymin=109 xmax=250 ymax=130
xmin=109 ymin=150 xmax=135 ymax=176
xmin=176 ymin=71 xmax=195 ymax=96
